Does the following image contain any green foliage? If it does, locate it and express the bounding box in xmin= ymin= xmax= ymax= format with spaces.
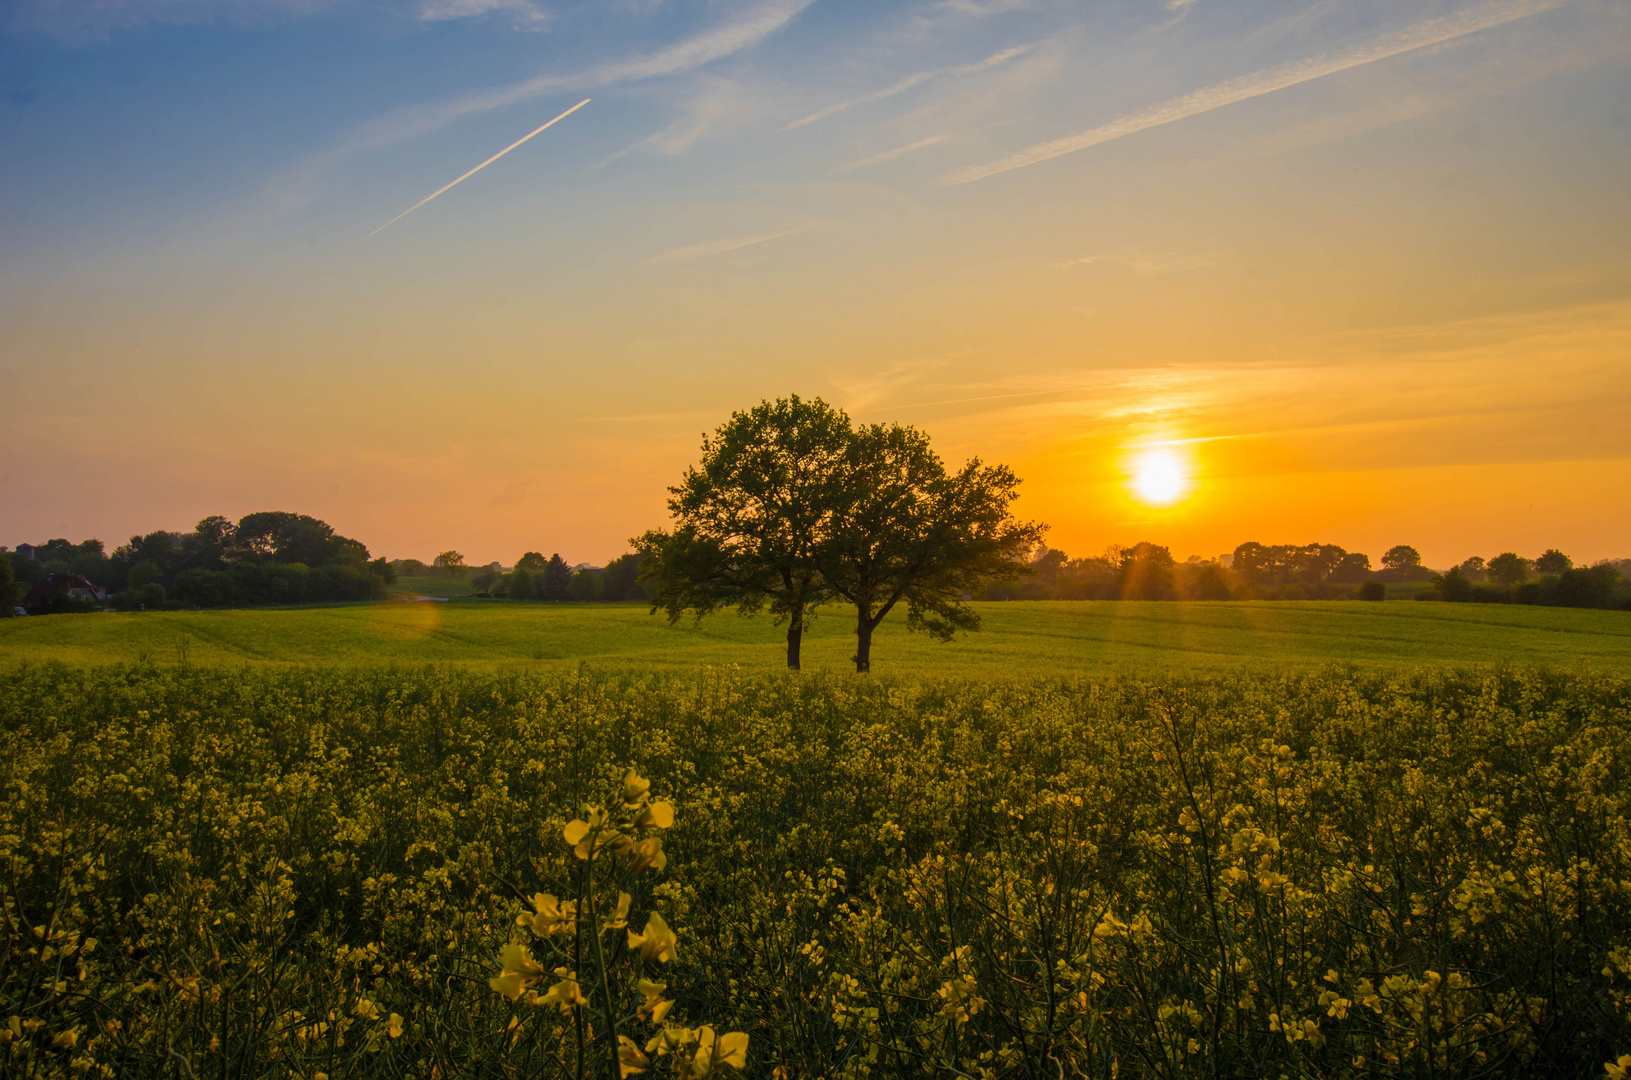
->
xmin=1358 ymin=580 xmax=1387 ymax=602
xmin=509 ymin=567 xmax=536 ymax=601
xmin=1381 ymin=545 xmax=1423 ymax=573
xmin=568 ymin=569 xmax=604 ymax=602
xmin=542 ymin=555 xmax=572 ymax=601
xmin=638 ymin=395 xmax=852 ymax=671
xmin=516 ymin=552 xmax=550 ymax=572
xmin=1535 ymin=549 xmax=1573 ymax=574
xmin=2 ymin=665 xmax=1630 ymax=1078
xmin=0 ymin=555 xmax=15 ymax=616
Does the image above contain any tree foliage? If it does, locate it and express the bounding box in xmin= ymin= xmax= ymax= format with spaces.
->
xmin=637 ymin=397 xmax=1043 ymax=672
xmin=635 ymin=396 xmax=852 ymax=669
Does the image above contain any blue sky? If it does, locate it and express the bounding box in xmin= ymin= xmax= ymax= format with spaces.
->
xmin=3 ymin=0 xmax=1629 ymax=564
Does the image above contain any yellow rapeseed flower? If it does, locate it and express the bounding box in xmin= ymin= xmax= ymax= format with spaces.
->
xmin=618 ymin=1035 xmax=652 ymax=1077
xmin=489 ymin=942 xmax=546 ymax=1001
xmin=629 ymin=913 xmax=679 ymax=964
xmin=638 ymin=979 xmax=674 ymax=1023
xmin=688 ymin=1027 xmax=750 ymax=1076
xmin=625 ymin=770 xmax=652 ymax=804
xmin=517 ymin=893 xmax=576 ymax=937
xmin=1606 ymin=1054 xmax=1631 ymax=1080
xmin=540 ymin=970 xmax=589 ymax=1014
xmin=603 ymin=892 xmax=632 ymax=932
xmin=630 ymin=836 xmax=667 ymax=873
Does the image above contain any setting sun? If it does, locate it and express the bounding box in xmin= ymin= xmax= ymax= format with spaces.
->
xmin=1130 ymin=446 xmax=1193 ymax=507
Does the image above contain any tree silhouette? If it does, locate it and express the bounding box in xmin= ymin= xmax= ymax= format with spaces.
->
xmin=636 ymin=396 xmax=851 ymax=670
xmin=820 ymin=422 xmax=1044 ymax=673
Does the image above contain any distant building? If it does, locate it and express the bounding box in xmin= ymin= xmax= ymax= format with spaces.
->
xmin=23 ymin=573 xmax=106 ymax=612
xmin=15 ymin=543 xmax=36 ymax=560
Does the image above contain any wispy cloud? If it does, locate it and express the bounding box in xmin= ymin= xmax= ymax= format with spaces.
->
xmin=360 ymin=0 xmax=814 ymax=152
xmin=267 ymin=0 xmax=813 ymax=215
xmin=1059 ymin=252 xmax=1216 ymax=274
xmin=950 ymin=0 xmax=1567 ymax=184
xmin=647 ymin=225 xmax=811 ymax=264
xmin=598 ymin=75 xmax=753 ymax=166
xmin=833 ymin=134 xmax=950 ymax=173
xmin=784 ymin=43 xmax=1032 ymax=130
xmin=417 ymin=0 xmax=548 ymax=26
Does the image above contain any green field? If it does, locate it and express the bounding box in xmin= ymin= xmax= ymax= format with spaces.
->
xmin=1 ymin=598 xmax=1627 ymax=673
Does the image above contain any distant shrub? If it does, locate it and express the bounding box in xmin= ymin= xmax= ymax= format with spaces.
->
xmin=1358 ymin=580 xmax=1385 ymax=601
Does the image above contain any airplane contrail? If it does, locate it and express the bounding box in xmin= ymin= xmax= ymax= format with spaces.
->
xmin=949 ymin=0 xmax=1564 ymax=184
xmin=366 ymin=98 xmax=590 ymax=238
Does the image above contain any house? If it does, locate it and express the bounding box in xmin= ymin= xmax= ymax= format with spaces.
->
xmin=23 ymin=573 xmax=107 ymax=612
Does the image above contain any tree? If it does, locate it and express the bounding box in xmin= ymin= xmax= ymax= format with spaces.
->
xmin=1381 ymin=545 xmax=1423 ymax=573
xmin=1433 ymin=566 xmax=1475 ymax=602
xmin=602 ymin=554 xmax=647 ymax=602
xmin=1119 ymin=542 xmax=1176 ymax=600
xmin=1358 ymin=580 xmax=1386 ymax=601
xmin=434 ymin=551 xmax=466 ymax=577
xmin=1457 ymin=556 xmax=1487 ymax=581
xmin=1487 ymin=552 xmax=1530 ymax=587
xmin=1534 ymin=549 xmax=1572 ymax=574
xmin=820 ymin=421 xmax=1045 ymax=673
xmin=516 ymin=552 xmax=549 ymax=572
xmin=568 ymin=568 xmax=604 ymax=602
xmin=541 ymin=554 xmax=572 ymax=601
xmin=635 ymin=396 xmax=853 ymax=669
xmin=509 ymin=567 xmax=535 ymax=600
xmin=0 ymin=554 xmax=16 ymax=616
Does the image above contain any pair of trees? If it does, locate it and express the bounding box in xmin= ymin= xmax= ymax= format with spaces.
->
xmin=635 ymin=396 xmax=1044 ymax=673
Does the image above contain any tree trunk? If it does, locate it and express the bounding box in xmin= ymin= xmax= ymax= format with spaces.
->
xmin=854 ymin=606 xmax=873 ymax=674
xmin=785 ymin=610 xmax=803 ymax=671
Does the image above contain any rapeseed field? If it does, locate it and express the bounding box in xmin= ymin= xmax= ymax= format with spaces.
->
xmin=3 ymin=663 xmax=1629 ymax=1078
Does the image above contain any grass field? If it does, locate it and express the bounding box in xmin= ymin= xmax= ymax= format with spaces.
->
xmin=1 ymin=598 xmax=1628 ymax=674
xmin=388 ymin=573 xmax=477 ymax=599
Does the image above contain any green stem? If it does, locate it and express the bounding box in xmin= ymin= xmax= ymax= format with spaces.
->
xmin=586 ymin=840 xmax=622 ymax=1080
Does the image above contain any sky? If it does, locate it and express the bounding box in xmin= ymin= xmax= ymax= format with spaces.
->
xmin=2 ymin=0 xmax=1629 ymax=568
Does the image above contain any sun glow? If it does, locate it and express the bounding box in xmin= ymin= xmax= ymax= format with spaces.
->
xmin=1129 ymin=445 xmax=1193 ymax=507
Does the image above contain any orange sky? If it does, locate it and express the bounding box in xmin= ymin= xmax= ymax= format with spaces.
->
xmin=3 ymin=0 xmax=1628 ymax=568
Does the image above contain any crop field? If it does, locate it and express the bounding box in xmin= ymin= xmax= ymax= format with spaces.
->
xmin=2 ymin=599 xmax=1630 ymax=675
xmin=3 ymin=663 xmax=1630 ymax=1079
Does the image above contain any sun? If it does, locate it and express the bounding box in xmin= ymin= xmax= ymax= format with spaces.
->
xmin=1129 ymin=445 xmax=1193 ymax=507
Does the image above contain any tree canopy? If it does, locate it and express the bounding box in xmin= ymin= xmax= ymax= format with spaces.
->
xmin=636 ymin=396 xmax=1043 ymax=672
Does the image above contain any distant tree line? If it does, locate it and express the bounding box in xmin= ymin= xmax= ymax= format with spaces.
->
xmin=388 ymin=551 xmax=649 ymax=602
xmin=2 ymin=512 xmax=390 ymax=614
xmin=1432 ymin=550 xmax=1631 ymax=609
xmin=987 ymin=541 xmax=1631 ymax=609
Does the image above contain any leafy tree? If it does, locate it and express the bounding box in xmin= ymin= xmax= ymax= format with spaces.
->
xmin=1358 ymin=580 xmax=1386 ymax=601
xmin=1433 ymin=566 xmax=1475 ymax=602
xmin=0 ymin=554 xmax=16 ymax=615
xmin=541 ymin=554 xmax=572 ymax=601
xmin=1487 ymin=552 xmax=1530 ymax=587
xmin=820 ymin=421 xmax=1044 ymax=673
xmin=602 ymin=554 xmax=648 ymax=602
xmin=127 ymin=560 xmax=163 ymax=588
xmin=1329 ymin=552 xmax=1373 ymax=584
xmin=636 ymin=396 xmax=853 ymax=669
xmin=568 ymin=568 xmax=604 ymax=602
xmin=185 ymin=515 xmax=235 ymax=568
xmin=394 ymin=558 xmax=429 ymax=577
xmin=1555 ymin=564 xmax=1618 ymax=608
xmin=1535 ymin=549 xmax=1573 ymax=574
xmin=509 ymin=567 xmax=536 ymax=600
xmin=1119 ymin=542 xmax=1176 ymax=600
xmin=434 ymin=551 xmax=467 ymax=577
xmin=368 ymin=557 xmax=397 ymax=585
xmin=516 ymin=552 xmax=549 ymax=572
xmin=472 ymin=568 xmax=501 ymax=596
xmin=1381 ymin=545 xmax=1423 ymax=573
